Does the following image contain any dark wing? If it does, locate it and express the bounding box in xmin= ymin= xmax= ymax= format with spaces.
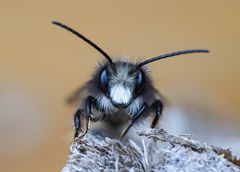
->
xmin=66 ymin=84 xmax=88 ymax=105
xmin=152 ymin=87 xmax=168 ymax=104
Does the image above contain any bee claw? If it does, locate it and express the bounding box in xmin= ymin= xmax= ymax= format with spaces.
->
xmin=79 ymin=130 xmax=88 ymax=138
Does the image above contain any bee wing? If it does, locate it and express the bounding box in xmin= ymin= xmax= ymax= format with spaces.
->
xmin=152 ymin=87 xmax=168 ymax=105
xmin=66 ymin=85 xmax=88 ymax=105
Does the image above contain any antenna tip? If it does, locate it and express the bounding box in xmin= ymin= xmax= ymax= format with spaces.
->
xmin=203 ymin=49 xmax=210 ymax=53
xmin=52 ymin=21 xmax=60 ymax=25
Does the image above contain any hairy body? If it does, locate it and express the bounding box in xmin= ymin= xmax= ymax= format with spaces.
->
xmin=69 ymin=61 xmax=163 ymax=139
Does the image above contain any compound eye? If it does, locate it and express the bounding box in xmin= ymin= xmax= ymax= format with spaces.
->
xmin=100 ymin=68 xmax=109 ymax=92
xmin=135 ymin=71 xmax=145 ymax=95
xmin=136 ymin=71 xmax=143 ymax=86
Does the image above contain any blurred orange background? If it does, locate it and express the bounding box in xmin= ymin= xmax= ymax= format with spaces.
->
xmin=0 ymin=1 xmax=240 ymax=171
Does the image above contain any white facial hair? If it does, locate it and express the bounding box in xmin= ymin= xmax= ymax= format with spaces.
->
xmin=110 ymin=85 xmax=131 ymax=105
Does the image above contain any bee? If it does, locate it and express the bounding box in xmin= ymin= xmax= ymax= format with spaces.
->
xmin=52 ymin=21 xmax=209 ymax=140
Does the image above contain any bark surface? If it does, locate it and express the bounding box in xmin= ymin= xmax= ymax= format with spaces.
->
xmin=62 ymin=129 xmax=240 ymax=172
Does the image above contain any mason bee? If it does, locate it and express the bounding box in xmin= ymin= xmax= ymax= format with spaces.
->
xmin=52 ymin=21 xmax=209 ymax=140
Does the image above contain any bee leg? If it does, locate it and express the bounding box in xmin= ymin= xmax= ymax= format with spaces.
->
xmin=90 ymin=113 xmax=106 ymax=122
xmin=74 ymin=96 xmax=106 ymax=138
xmin=120 ymin=103 xmax=148 ymax=140
xmin=74 ymin=96 xmax=96 ymax=138
xmin=151 ymin=100 xmax=163 ymax=128
xmin=73 ymin=107 xmax=90 ymax=139
xmin=86 ymin=96 xmax=106 ymax=122
xmin=74 ymin=109 xmax=83 ymax=138
xmin=79 ymin=96 xmax=96 ymax=138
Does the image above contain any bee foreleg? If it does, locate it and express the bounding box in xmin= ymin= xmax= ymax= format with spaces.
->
xmin=150 ymin=100 xmax=163 ymax=128
xmin=74 ymin=109 xmax=83 ymax=138
xmin=80 ymin=96 xmax=96 ymax=137
xmin=120 ymin=103 xmax=148 ymax=140
xmin=74 ymin=96 xmax=96 ymax=138
xmin=90 ymin=113 xmax=106 ymax=122
xmin=86 ymin=96 xmax=106 ymax=122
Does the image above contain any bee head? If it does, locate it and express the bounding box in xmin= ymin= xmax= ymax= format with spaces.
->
xmin=52 ymin=21 xmax=209 ymax=109
xmin=99 ymin=62 xmax=145 ymax=108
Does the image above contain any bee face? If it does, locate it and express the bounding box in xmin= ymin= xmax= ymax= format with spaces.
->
xmin=99 ymin=62 xmax=144 ymax=108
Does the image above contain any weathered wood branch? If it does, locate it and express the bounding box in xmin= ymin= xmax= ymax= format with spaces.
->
xmin=138 ymin=129 xmax=240 ymax=166
xmin=62 ymin=129 xmax=240 ymax=172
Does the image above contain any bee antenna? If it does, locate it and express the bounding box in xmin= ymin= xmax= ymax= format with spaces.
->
xmin=137 ymin=49 xmax=209 ymax=68
xmin=52 ymin=21 xmax=114 ymax=65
